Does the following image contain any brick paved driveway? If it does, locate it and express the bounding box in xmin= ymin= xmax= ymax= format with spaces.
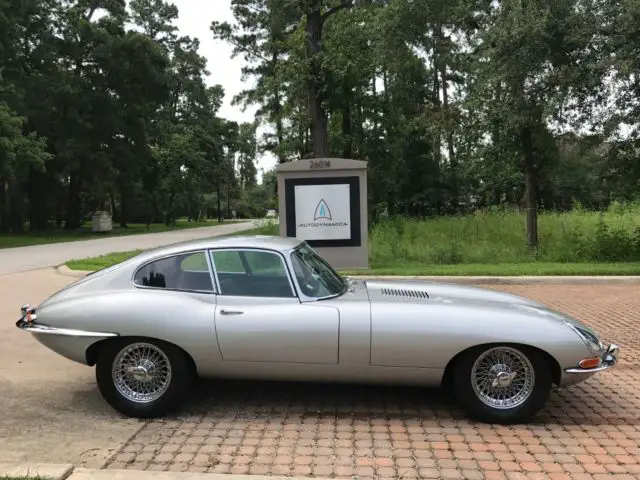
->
xmin=107 ymin=285 xmax=640 ymax=479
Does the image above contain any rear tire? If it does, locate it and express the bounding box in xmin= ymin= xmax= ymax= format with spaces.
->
xmin=451 ymin=344 xmax=552 ymax=424
xmin=96 ymin=337 xmax=194 ymax=418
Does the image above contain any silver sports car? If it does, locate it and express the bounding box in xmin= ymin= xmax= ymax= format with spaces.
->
xmin=17 ymin=235 xmax=618 ymax=424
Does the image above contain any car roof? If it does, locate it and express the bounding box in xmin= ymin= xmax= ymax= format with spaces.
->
xmin=130 ymin=234 xmax=304 ymax=264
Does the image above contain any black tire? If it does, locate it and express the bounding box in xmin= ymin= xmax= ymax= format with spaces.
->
xmin=95 ymin=337 xmax=194 ymax=418
xmin=451 ymin=344 xmax=552 ymax=424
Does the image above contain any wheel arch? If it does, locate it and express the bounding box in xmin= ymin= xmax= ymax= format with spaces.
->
xmin=86 ymin=336 xmax=199 ymax=377
xmin=440 ymin=342 xmax=562 ymax=390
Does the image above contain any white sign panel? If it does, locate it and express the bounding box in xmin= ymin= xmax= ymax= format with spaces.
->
xmin=294 ymin=184 xmax=351 ymax=240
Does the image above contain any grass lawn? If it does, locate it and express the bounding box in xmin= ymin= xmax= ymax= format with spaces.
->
xmin=0 ymin=218 xmax=245 ymax=249
xmin=64 ymin=205 xmax=640 ymax=276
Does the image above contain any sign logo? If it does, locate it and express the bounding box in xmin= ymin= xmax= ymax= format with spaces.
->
xmin=294 ymin=183 xmax=351 ymax=240
xmin=314 ymin=199 xmax=332 ymax=221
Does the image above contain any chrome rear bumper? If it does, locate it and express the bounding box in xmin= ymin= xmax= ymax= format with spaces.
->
xmin=16 ymin=304 xmax=118 ymax=338
xmin=16 ymin=318 xmax=118 ymax=337
xmin=565 ymin=343 xmax=619 ymax=374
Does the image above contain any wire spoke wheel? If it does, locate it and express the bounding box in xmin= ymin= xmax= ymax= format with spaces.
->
xmin=470 ymin=346 xmax=535 ymax=410
xmin=112 ymin=342 xmax=172 ymax=404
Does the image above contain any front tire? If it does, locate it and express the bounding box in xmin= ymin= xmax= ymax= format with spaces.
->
xmin=96 ymin=338 xmax=194 ymax=418
xmin=452 ymin=344 xmax=552 ymax=424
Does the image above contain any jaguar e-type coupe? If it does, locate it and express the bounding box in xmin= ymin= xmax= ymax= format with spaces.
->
xmin=17 ymin=235 xmax=618 ymax=424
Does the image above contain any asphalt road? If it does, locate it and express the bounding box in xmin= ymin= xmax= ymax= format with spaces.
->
xmin=0 ymin=220 xmax=262 ymax=275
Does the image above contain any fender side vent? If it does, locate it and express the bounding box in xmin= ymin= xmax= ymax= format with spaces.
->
xmin=381 ymin=288 xmax=429 ymax=299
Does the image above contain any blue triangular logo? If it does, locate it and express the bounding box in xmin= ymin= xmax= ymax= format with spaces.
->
xmin=314 ymin=199 xmax=332 ymax=220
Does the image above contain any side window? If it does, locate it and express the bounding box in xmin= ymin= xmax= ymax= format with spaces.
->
xmin=211 ymin=250 xmax=246 ymax=274
xmin=134 ymin=251 xmax=214 ymax=293
xmin=243 ymin=250 xmax=288 ymax=277
xmin=211 ymin=249 xmax=295 ymax=298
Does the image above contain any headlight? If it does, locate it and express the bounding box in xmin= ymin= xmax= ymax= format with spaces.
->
xmin=566 ymin=323 xmax=604 ymax=355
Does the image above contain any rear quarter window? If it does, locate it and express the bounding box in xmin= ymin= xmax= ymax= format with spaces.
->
xmin=134 ymin=251 xmax=214 ymax=293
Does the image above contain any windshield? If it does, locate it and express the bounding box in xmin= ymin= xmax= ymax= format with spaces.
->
xmin=290 ymin=243 xmax=345 ymax=298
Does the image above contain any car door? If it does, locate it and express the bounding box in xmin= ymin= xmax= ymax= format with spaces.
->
xmin=210 ymin=248 xmax=340 ymax=364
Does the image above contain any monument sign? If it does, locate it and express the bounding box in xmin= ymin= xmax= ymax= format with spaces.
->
xmin=276 ymin=158 xmax=368 ymax=269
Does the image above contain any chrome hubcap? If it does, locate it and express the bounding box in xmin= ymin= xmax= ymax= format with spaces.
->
xmin=471 ymin=346 xmax=535 ymax=409
xmin=112 ymin=342 xmax=172 ymax=404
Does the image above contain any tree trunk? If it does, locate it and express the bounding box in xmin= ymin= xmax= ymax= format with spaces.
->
xmin=0 ymin=176 xmax=6 ymax=232
xmin=119 ymin=199 xmax=127 ymax=228
xmin=434 ymin=24 xmax=457 ymax=210
xmin=275 ymin=114 xmax=285 ymax=163
xmin=28 ymin=170 xmax=49 ymax=231
xmin=271 ymin=52 xmax=286 ymax=164
xmin=440 ymin=67 xmax=457 ymax=211
xmin=342 ymin=86 xmax=352 ymax=158
xmin=118 ymin=182 xmax=129 ymax=228
xmin=521 ymin=126 xmax=538 ymax=250
xmin=165 ymin=191 xmax=176 ymax=226
xmin=110 ymin=192 xmax=117 ymax=222
xmin=355 ymin=85 xmax=364 ymax=158
xmin=8 ymin=180 xmax=24 ymax=232
xmin=216 ymin=181 xmax=222 ymax=222
xmin=305 ymin=7 xmax=329 ymax=158
xmin=431 ymin=44 xmax=443 ymax=214
xmin=65 ymin=174 xmax=81 ymax=230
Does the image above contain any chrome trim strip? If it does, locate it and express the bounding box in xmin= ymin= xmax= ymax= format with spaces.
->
xmin=564 ymin=321 xmax=604 ymax=355
xmin=565 ymin=364 xmax=613 ymax=374
xmin=203 ymin=249 xmax=219 ymax=294
xmin=16 ymin=320 xmax=118 ymax=338
xmin=565 ymin=344 xmax=619 ymax=374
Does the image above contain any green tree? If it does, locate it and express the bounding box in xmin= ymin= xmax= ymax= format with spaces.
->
xmin=466 ymin=0 xmax=606 ymax=248
xmin=0 ymin=103 xmax=51 ymax=231
xmin=211 ymin=0 xmax=299 ymax=163
xmin=237 ymin=121 xmax=258 ymax=189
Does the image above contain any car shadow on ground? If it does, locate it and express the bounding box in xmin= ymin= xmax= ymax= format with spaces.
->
xmin=154 ymin=373 xmax=639 ymax=427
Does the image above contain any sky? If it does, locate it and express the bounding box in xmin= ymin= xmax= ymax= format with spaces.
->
xmin=170 ymin=0 xmax=277 ymax=181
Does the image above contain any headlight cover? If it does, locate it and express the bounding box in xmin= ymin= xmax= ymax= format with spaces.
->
xmin=566 ymin=322 xmax=604 ymax=355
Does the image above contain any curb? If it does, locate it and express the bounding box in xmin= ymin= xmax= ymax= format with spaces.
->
xmin=69 ymin=468 xmax=332 ymax=480
xmin=0 ymin=462 xmax=73 ymax=480
xmin=55 ymin=265 xmax=92 ymax=278
xmin=0 ymin=463 xmax=334 ymax=480
xmin=354 ymin=275 xmax=640 ymax=285
xmin=55 ymin=265 xmax=640 ymax=284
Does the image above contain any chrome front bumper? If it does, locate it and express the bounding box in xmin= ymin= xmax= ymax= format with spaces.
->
xmin=565 ymin=344 xmax=619 ymax=374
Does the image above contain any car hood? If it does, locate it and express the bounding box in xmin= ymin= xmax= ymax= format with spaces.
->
xmin=365 ymin=278 xmax=542 ymax=306
xmin=363 ymin=278 xmax=592 ymax=330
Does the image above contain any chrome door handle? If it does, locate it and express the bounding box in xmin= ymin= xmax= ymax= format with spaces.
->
xmin=220 ymin=309 xmax=244 ymax=315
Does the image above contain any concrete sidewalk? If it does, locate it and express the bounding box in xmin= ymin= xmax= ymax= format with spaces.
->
xmin=0 ymin=463 xmax=326 ymax=480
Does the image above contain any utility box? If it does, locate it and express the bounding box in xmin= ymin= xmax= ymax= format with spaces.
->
xmin=276 ymin=157 xmax=368 ymax=270
xmin=91 ymin=211 xmax=113 ymax=232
